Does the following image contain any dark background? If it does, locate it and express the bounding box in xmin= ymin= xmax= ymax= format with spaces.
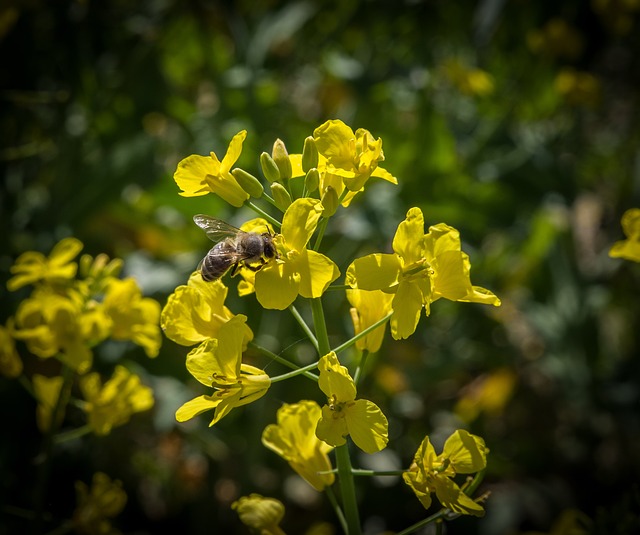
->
xmin=1 ymin=0 xmax=639 ymax=533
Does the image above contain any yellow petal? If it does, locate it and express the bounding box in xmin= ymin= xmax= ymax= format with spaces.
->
xmin=176 ymin=394 xmax=221 ymax=422
xmin=316 ymin=403 xmax=349 ymax=447
xmin=314 ymin=120 xmax=356 ymax=168
xmin=220 ymin=130 xmax=247 ymax=173
xmin=345 ymin=399 xmax=389 ymax=453
xmin=393 ymin=207 xmax=426 ymax=264
xmin=390 ymin=281 xmax=425 ymax=340
xmin=49 ymin=237 xmax=84 ymax=267
xmin=297 ymin=249 xmax=340 ymax=299
xmin=442 ymin=429 xmax=488 ymax=474
xmin=174 ymin=154 xmax=220 ymax=197
xmin=432 ymin=476 xmax=485 ymax=516
xmin=281 ymin=198 xmax=323 ymax=252
xmin=255 ymin=261 xmax=301 ymax=310
xmin=346 ymin=253 xmax=402 ymax=291
xmin=318 ymin=352 xmax=356 ymax=401
xmin=371 ymin=166 xmax=398 ymax=184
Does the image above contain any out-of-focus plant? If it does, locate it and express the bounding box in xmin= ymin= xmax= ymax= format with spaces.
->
xmin=162 ymin=120 xmax=500 ymax=533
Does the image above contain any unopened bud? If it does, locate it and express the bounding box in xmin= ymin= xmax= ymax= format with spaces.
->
xmin=302 ymin=136 xmax=319 ymax=172
xmin=321 ymin=185 xmax=339 ymax=217
xmin=271 ymin=139 xmax=292 ymax=181
xmin=260 ymin=152 xmax=281 ymax=183
xmin=304 ymin=168 xmax=320 ymax=194
xmin=270 ymin=182 xmax=292 ymax=212
xmin=232 ymin=168 xmax=264 ymax=198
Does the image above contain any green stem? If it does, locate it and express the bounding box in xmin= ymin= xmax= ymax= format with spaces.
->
xmin=396 ymin=509 xmax=449 ymax=535
xmin=53 ymin=424 xmax=92 ymax=445
xmin=248 ymin=342 xmax=319 ymax=381
xmin=261 ymin=192 xmax=279 ymax=209
xmin=310 ymin=298 xmax=331 ymax=356
xmin=353 ymin=350 xmax=369 ymax=385
xmin=245 ymin=200 xmax=281 ymax=229
xmin=288 ymin=305 xmax=319 ymax=352
xmin=335 ymin=444 xmax=361 ymax=535
xmin=350 ymin=469 xmax=407 ymax=476
xmin=312 ymin=217 xmax=329 ymax=251
xmin=332 ymin=311 xmax=393 ymax=355
xmin=325 ymin=485 xmax=348 ymax=534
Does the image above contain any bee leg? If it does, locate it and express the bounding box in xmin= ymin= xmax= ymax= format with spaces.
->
xmin=230 ymin=262 xmax=241 ymax=277
xmin=244 ymin=259 xmax=267 ymax=273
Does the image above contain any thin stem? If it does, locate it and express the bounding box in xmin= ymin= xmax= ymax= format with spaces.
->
xmin=324 ymin=485 xmax=348 ymax=534
xmin=245 ymin=200 xmax=281 ymax=229
xmin=249 ymin=342 xmax=319 ymax=381
xmin=332 ymin=311 xmax=393 ymax=355
xmin=261 ymin=192 xmax=279 ymax=209
xmin=53 ymin=424 xmax=92 ymax=445
xmin=396 ymin=509 xmax=449 ymax=535
xmin=310 ymin=298 xmax=331 ymax=356
xmin=335 ymin=444 xmax=361 ymax=535
xmin=312 ymin=217 xmax=329 ymax=251
xmin=353 ymin=350 xmax=369 ymax=385
xmin=288 ymin=305 xmax=319 ymax=352
xmin=350 ymin=469 xmax=406 ymax=476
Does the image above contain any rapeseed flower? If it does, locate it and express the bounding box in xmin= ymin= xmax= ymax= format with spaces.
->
xmin=315 ymin=352 xmax=388 ymax=453
xmin=7 ymin=237 xmax=83 ymax=291
xmin=33 ymin=374 xmax=64 ymax=432
xmin=232 ymin=494 xmax=286 ymax=535
xmin=262 ymin=400 xmax=335 ymax=491
xmin=173 ymin=130 xmax=250 ymax=207
xmin=609 ymin=208 xmax=640 ymax=262
xmin=346 ymin=289 xmax=393 ymax=353
xmin=80 ymin=365 xmax=154 ymax=436
xmin=0 ymin=321 xmax=22 ymax=377
xmin=403 ymin=430 xmax=488 ymax=516
xmin=254 ymin=198 xmax=339 ymax=309
xmin=175 ymin=315 xmax=270 ymax=426
xmin=346 ymin=207 xmax=500 ymax=339
xmin=73 ymin=472 xmax=127 ymax=535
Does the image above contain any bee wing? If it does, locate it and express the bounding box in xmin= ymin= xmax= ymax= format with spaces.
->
xmin=193 ymin=214 xmax=244 ymax=243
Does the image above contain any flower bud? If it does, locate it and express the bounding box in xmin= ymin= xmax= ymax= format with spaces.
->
xmin=271 ymin=182 xmax=292 ymax=212
xmin=271 ymin=139 xmax=292 ymax=181
xmin=232 ymin=168 xmax=264 ymax=198
xmin=321 ymin=185 xmax=339 ymax=217
xmin=302 ymin=136 xmax=319 ymax=172
xmin=260 ymin=152 xmax=281 ymax=183
xmin=304 ymin=168 xmax=320 ymax=194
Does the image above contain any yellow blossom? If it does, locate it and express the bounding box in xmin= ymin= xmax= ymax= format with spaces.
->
xmin=173 ymin=130 xmax=250 ymax=207
xmin=232 ymin=494 xmax=286 ymax=535
xmin=609 ymin=208 xmax=640 ymax=262
xmin=80 ymin=365 xmax=154 ymax=436
xmin=346 ymin=289 xmax=393 ymax=353
xmin=455 ymin=369 xmax=517 ymax=423
xmin=254 ymin=198 xmax=340 ymax=310
xmin=262 ymin=400 xmax=335 ymax=491
xmin=315 ymin=352 xmax=388 ymax=453
xmin=103 ymin=278 xmax=162 ymax=358
xmin=73 ymin=472 xmax=127 ymax=535
xmin=7 ymin=237 xmax=83 ymax=291
xmin=175 ymin=315 xmax=270 ymax=426
xmin=0 ymin=321 xmax=22 ymax=378
xmin=346 ymin=207 xmax=500 ymax=339
xmin=162 ymin=272 xmax=253 ymax=347
xmin=403 ymin=430 xmax=488 ymax=516
xmin=33 ymin=374 xmax=64 ymax=432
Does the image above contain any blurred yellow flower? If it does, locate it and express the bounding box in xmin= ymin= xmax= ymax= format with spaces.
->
xmin=455 ymin=368 xmax=517 ymax=423
xmin=403 ymin=430 xmax=488 ymax=516
xmin=173 ymin=130 xmax=250 ymax=207
xmin=442 ymin=59 xmax=495 ymax=96
xmin=554 ymin=68 xmax=600 ymax=108
xmin=254 ymin=198 xmax=340 ymax=310
xmin=347 ymin=207 xmax=500 ymax=340
xmin=7 ymin=237 xmax=83 ymax=292
xmin=80 ymin=365 xmax=154 ymax=436
xmin=527 ymin=18 xmax=583 ymax=59
xmin=161 ymin=272 xmax=253 ymax=347
xmin=0 ymin=321 xmax=22 ymax=378
xmin=262 ymin=400 xmax=335 ymax=491
xmin=73 ymin=472 xmax=127 ymax=535
xmin=103 ymin=278 xmax=162 ymax=358
xmin=175 ymin=315 xmax=270 ymax=426
xmin=609 ymin=208 xmax=640 ymax=262
xmin=347 ymin=288 xmax=393 ymax=353
xmin=33 ymin=374 xmax=64 ymax=432
xmin=232 ymin=494 xmax=286 ymax=535
xmin=315 ymin=352 xmax=388 ymax=453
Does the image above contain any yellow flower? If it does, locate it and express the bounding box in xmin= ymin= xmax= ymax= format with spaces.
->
xmin=73 ymin=472 xmax=127 ymax=535
xmin=33 ymin=374 xmax=64 ymax=432
xmin=7 ymin=237 xmax=83 ymax=291
xmin=554 ymin=68 xmax=600 ymax=108
xmin=80 ymin=365 xmax=154 ymax=436
xmin=609 ymin=208 xmax=640 ymax=262
xmin=162 ymin=272 xmax=253 ymax=347
xmin=12 ymin=289 xmax=94 ymax=373
xmin=232 ymin=494 xmax=286 ymax=535
xmin=346 ymin=207 xmax=500 ymax=340
xmin=315 ymin=352 xmax=388 ymax=453
xmin=346 ymin=289 xmax=393 ymax=353
xmin=103 ymin=278 xmax=162 ymax=358
xmin=0 ymin=321 xmax=22 ymax=378
xmin=175 ymin=315 xmax=270 ymax=426
xmin=403 ymin=430 xmax=488 ymax=516
xmin=254 ymin=198 xmax=340 ymax=310
xmin=290 ymin=120 xmax=397 ymax=207
xmin=455 ymin=369 xmax=517 ymax=423
xmin=441 ymin=59 xmax=495 ymax=96
xmin=173 ymin=130 xmax=250 ymax=207
xmin=262 ymin=400 xmax=335 ymax=491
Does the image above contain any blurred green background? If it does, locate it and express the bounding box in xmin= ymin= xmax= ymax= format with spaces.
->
xmin=2 ymin=0 xmax=640 ymax=533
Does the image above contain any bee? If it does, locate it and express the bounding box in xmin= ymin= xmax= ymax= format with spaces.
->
xmin=193 ymin=214 xmax=279 ymax=281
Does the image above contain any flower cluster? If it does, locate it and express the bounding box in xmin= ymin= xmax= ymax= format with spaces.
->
xmin=165 ymin=120 xmax=501 ymax=532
